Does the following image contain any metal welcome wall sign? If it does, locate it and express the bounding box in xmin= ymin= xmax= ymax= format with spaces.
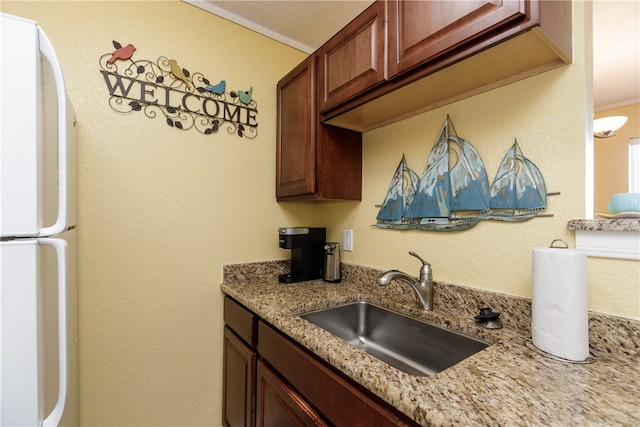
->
xmin=100 ymin=41 xmax=258 ymax=138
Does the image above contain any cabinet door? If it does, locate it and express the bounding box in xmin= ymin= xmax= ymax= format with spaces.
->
xmin=317 ymin=0 xmax=386 ymax=112
xmin=223 ymin=327 xmax=256 ymax=427
xmin=388 ymin=0 xmax=527 ymax=77
xmin=256 ymin=361 xmax=328 ymax=427
xmin=276 ymin=57 xmax=316 ymax=198
xmin=258 ymin=321 xmax=417 ymax=426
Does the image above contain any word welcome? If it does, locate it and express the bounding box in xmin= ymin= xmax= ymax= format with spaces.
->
xmin=101 ymin=70 xmax=257 ymax=126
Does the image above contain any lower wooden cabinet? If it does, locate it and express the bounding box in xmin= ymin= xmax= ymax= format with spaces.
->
xmin=223 ymin=296 xmax=418 ymax=427
xmin=258 ymin=320 xmax=417 ymax=427
xmin=256 ymin=360 xmax=328 ymax=427
xmin=223 ymin=327 xmax=256 ymax=427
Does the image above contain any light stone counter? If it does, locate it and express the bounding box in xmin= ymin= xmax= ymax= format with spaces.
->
xmin=221 ymin=261 xmax=640 ymax=426
xmin=567 ymin=218 xmax=640 ymax=232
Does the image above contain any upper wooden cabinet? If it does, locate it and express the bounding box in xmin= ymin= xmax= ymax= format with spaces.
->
xmin=277 ymin=57 xmax=362 ymax=202
xmin=317 ymin=1 xmax=387 ymax=113
xmin=276 ymin=57 xmax=316 ymax=198
xmin=323 ymin=0 xmax=572 ymax=132
xmin=388 ymin=0 xmax=527 ymax=77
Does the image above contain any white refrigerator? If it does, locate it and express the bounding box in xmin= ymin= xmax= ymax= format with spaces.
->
xmin=1 ymin=13 xmax=78 ymax=426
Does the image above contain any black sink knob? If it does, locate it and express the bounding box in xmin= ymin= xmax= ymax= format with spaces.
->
xmin=475 ymin=307 xmax=500 ymax=322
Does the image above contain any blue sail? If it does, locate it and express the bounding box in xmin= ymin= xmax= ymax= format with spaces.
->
xmin=404 ymin=122 xmax=451 ymax=221
xmin=489 ymin=140 xmax=546 ymax=219
xmin=376 ymin=155 xmax=419 ymax=223
xmin=405 ymin=117 xmax=490 ymax=225
xmin=489 ymin=145 xmax=516 ymax=209
xmin=517 ymin=157 xmax=546 ymax=209
xmin=449 ymin=135 xmax=490 ymax=212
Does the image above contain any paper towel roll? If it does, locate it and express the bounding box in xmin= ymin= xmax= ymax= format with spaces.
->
xmin=532 ymin=246 xmax=589 ymax=361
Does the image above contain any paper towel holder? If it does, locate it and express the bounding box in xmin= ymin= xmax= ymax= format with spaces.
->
xmin=549 ymin=239 xmax=569 ymax=249
xmin=524 ymin=338 xmax=596 ymax=364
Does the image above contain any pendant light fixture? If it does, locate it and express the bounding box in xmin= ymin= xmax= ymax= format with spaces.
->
xmin=593 ymin=116 xmax=628 ymax=138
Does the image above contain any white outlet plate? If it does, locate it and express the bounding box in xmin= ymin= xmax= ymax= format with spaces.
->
xmin=343 ymin=229 xmax=353 ymax=251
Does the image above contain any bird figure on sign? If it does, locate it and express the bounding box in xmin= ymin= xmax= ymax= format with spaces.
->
xmin=107 ymin=41 xmax=136 ymax=63
xmin=169 ymin=59 xmax=191 ymax=90
xmin=205 ymin=80 xmax=226 ymax=95
xmin=238 ymin=87 xmax=253 ymax=104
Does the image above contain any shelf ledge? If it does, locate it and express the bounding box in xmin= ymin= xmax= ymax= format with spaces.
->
xmin=568 ymin=219 xmax=640 ymax=260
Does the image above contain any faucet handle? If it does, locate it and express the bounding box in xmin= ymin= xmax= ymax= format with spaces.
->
xmin=409 ymin=251 xmax=430 ymax=266
xmin=408 ymin=251 xmax=431 ymax=280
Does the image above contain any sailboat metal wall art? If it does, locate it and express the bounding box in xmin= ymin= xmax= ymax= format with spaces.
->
xmin=375 ymin=116 xmax=550 ymax=232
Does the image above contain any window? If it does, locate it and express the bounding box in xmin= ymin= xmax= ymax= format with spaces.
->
xmin=630 ymin=138 xmax=640 ymax=192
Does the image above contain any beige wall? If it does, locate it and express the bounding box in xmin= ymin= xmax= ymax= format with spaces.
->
xmin=594 ymin=103 xmax=640 ymax=213
xmin=2 ymin=1 xmax=638 ymax=426
xmin=3 ymin=1 xmax=307 ymax=425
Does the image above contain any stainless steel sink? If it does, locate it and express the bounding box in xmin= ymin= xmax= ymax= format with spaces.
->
xmin=301 ymin=301 xmax=489 ymax=376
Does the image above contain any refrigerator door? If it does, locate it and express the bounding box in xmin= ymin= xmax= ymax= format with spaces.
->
xmin=1 ymin=13 xmax=77 ymax=238
xmin=0 ymin=230 xmax=78 ymax=426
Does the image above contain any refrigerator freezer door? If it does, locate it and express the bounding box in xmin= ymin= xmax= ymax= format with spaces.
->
xmin=0 ymin=13 xmax=77 ymax=238
xmin=0 ymin=230 xmax=78 ymax=426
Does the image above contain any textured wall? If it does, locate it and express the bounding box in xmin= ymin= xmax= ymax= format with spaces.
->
xmin=2 ymin=1 xmax=306 ymax=425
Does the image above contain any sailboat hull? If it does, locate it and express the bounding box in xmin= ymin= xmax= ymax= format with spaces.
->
xmin=375 ymin=219 xmax=480 ymax=231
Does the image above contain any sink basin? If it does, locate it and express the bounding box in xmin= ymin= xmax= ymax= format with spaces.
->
xmin=301 ymin=301 xmax=489 ymax=376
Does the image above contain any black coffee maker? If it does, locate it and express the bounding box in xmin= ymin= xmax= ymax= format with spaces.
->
xmin=278 ymin=227 xmax=326 ymax=283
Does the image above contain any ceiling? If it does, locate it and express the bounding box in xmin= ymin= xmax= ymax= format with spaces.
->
xmin=184 ymin=0 xmax=639 ymax=110
xmin=592 ymin=0 xmax=639 ymax=109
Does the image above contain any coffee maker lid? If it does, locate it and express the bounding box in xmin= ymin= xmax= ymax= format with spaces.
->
xmin=278 ymin=227 xmax=310 ymax=235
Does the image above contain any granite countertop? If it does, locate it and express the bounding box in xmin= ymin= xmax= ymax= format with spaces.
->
xmin=221 ymin=262 xmax=640 ymax=426
xmin=567 ymin=218 xmax=640 ymax=232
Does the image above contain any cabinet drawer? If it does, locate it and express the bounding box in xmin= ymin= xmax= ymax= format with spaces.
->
xmin=256 ymin=360 xmax=328 ymax=427
xmin=258 ymin=321 xmax=417 ymax=427
xmin=224 ymin=296 xmax=257 ymax=347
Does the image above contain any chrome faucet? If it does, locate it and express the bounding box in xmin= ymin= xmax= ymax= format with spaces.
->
xmin=377 ymin=251 xmax=433 ymax=311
